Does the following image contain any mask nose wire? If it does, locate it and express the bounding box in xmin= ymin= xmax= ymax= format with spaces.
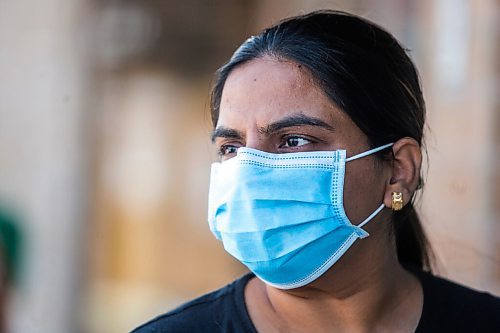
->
xmin=345 ymin=143 xmax=394 ymax=162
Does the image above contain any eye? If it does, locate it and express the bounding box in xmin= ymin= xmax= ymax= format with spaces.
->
xmin=219 ymin=144 xmax=239 ymax=156
xmin=282 ymin=136 xmax=312 ymax=148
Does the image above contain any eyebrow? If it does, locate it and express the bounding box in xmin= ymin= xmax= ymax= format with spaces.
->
xmin=261 ymin=114 xmax=335 ymax=134
xmin=211 ymin=127 xmax=244 ymax=143
xmin=210 ymin=113 xmax=335 ymax=143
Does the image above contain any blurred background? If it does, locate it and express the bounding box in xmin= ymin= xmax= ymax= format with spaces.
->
xmin=0 ymin=0 xmax=498 ymax=332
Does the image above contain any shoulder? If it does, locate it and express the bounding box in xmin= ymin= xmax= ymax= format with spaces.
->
xmin=421 ymin=269 xmax=500 ymax=310
xmin=131 ymin=273 xmax=255 ymax=333
xmin=409 ymin=267 xmax=500 ymax=332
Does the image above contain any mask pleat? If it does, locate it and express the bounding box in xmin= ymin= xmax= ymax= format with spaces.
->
xmin=246 ymin=225 xmax=358 ymax=288
xmin=221 ymin=216 xmax=349 ymax=262
xmin=215 ymin=200 xmax=333 ymax=233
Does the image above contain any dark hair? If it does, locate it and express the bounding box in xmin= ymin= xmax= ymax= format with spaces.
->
xmin=210 ymin=10 xmax=434 ymax=271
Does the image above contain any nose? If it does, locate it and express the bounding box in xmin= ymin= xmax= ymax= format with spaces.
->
xmin=244 ymin=132 xmax=275 ymax=153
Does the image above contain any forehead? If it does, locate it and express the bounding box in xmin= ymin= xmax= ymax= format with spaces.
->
xmin=218 ymin=56 xmax=343 ymax=127
xmin=224 ymin=56 xmax=316 ymax=97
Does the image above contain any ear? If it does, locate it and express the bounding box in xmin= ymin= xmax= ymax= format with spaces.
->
xmin=383 ymin=137 xmax=422 ymax=209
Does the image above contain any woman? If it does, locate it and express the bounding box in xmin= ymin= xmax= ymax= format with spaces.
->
xmin=133 ymin=10 xmax=500 ymax=333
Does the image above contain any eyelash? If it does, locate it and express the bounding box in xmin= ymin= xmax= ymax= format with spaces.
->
xmin=217 ymin=135 xmax=318 ymax=157
xmin=218 ymin=144 xmax=239 ymax=156
xmin=279 ymin=135 xmax=313 ymax=149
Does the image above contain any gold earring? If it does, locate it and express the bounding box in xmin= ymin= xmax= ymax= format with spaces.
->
xmin=391 ymin=192 xmax=403 ymax=211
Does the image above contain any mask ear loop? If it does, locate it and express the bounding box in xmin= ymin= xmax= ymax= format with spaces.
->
xmin=357 ymin=204 xmax=385 ymax=229
xmin=346 ymin=143 xmax=394 ymax=162
xmin=345 ymin=142 xmax=394 ymax=233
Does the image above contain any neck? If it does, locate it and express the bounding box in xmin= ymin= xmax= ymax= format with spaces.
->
xmin=248 ymin=231 xmax=423 ymax=332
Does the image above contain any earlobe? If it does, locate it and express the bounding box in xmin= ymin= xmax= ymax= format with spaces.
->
xmin=383 ymin=137 xmax=422 ymax=208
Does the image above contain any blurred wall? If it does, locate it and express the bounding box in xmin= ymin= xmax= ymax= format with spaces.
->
xmin=419 ymin=0 xmax=499 ymax=294
xmin=0 ymin=1 xmax=89 ymax=332
xmin=0 ymin=1 xmax=498 ymax=333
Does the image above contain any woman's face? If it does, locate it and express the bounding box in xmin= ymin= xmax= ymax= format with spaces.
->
xmin=213 ymin=56 xmax=391 ymax=228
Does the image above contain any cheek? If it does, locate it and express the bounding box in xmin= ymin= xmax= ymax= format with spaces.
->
xmin=342 ymin=159 xmax=385 ymax=224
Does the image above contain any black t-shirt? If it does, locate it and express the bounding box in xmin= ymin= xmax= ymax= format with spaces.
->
xmin=132 ymin=268 xmax=500 ymax=332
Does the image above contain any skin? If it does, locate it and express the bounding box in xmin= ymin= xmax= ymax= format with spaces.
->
xmin=213 ymin=55 xmax=424 ymax=333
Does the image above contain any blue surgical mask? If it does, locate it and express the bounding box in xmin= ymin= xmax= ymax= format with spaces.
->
xmin=208 ymin=143 xmax=393 ymax=289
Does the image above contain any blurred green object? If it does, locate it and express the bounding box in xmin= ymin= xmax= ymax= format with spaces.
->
xmin=0 ymin=209 xmax=22 ymax=285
